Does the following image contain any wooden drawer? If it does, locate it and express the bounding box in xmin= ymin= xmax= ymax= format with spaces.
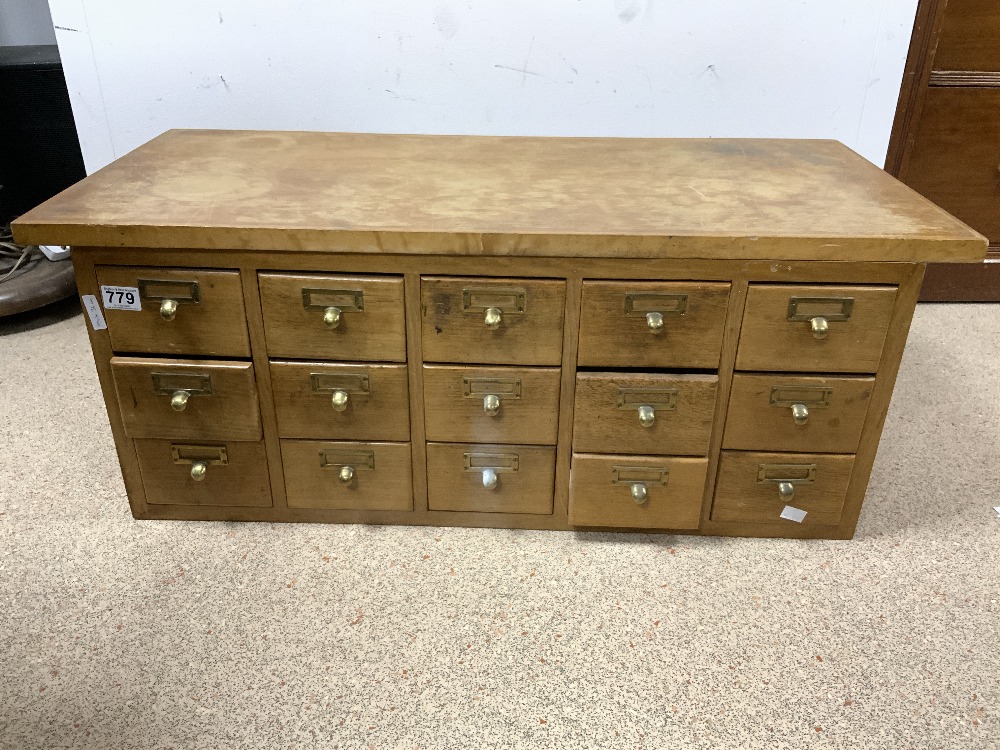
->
xmin=426 ymin=443 xmax=555 ymax=514
xmin=421 ymin=277 xmax=565 ymax=365
xmin=578 ymin=281 xmax=730 ymax=368
xmin=134 ymin=439 xmax=271 ymax=507
xmin=111 ymin=357 xmax=261 ymax=441
xmin=573 ymin=373 xmax=717 ymax=456
xmin=270 ymin=361 xmax=410 ymax=441
xmin=280 ymin=440 xmax=413 ymax=511
xmin=259 ymin=273 xmax=406 ymax=361
xmin=736 ymin=284 xmax=896 ymax=373
xmin=95 ymin=266 xmax=250 ymax=357
xmin=723 ymin=374 xmax=874 ymax=453
xmin=711 ymin=451 xmax=855 ymax=526
xmin=423 ymin=365 xmax=560 ymax=445
xmin=569 ymin=454 xmax=707 ymax=529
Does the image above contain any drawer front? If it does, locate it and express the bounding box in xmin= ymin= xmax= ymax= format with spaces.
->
xmin=569 ymin=454 xmax=707 ymax=529
xmin=95 ymin=266 xmax=250 ymax=357
xmin=573 ymin=373 xmax=717 ymax=456
xmin=421 ymin=277 xmax=565 ymax=365
xmin=270 ymin=361 xmax=410 ymax=441
xmin=723 ymin=374 xmax=874 ymax=454
xmin=711 ymin=451 xmax=855 ymax=526
xmin=134 ymin=439 xmax=271 ymax=507
xmin=259 ymin=273 xmax=406 ymax=361
xmin=112 ymin=357 xmax=261 ymax=441
xmin=281 ymin=440 xmax=413 ymax=511
xmin=736 ymin=284 xmax=896 ymax=373
xmin=426 ymin=443 xmax=555 ymax=514
xmin=423 ymin=365 xmax=560 ymax=445
xmin=578 ymin=281 xmax=730 ymax=368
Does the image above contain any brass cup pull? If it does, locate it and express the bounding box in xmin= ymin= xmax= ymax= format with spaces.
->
xmin=331 ymin=389 xmax=349 ymax=412
xmin=160 ymin=298 xmax=178 ymax=321
xmin=338 ymin=465 xmax=355 ymax=484
xmin=810 ymin=316 xmax=829 ymax=340
xmin=170 ymin=390 xmax=190 ymax=412
xmin=323 ymin=306 xmax=343 ymax=329
xmin=777 ymin=481 xmax=795 ymax=501
xmin=483 ymin=394 xmax=501 ymax=417
xmin=630 ymin=483 xmax=648 ymax=504
xmin=791 ymin=403 xmax=809 ymax=425
xmin=190 ymin=461 xmax=208 ymax=481
xmin=637 ymin=405 xmax=655 ymax=427
xmin=482 ymin=468 xmax=499 ymax=490
xmin=645 ymin=311 xmax=664 ymax=332
xmin=484 ymin=306 xmax=503 ymax=330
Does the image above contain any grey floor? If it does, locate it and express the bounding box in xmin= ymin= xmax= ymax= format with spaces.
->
xmin=1 ymin=299 xmax=998 ymax=749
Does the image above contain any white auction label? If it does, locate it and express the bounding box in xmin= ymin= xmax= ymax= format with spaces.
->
xmin=100 ymin=285 xmax=142 ymax=311
xmin=780 ymin=505 xmax=808 ymax=523
xmin=81 ymin=294 xmax=108 ymax=330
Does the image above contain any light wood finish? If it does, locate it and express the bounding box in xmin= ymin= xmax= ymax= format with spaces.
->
xmin=403 ymin=273 xmax=430 ymax=513
xmin=422 ymin=365 xmax=561 ymax=445
xmin=269 ymin=361 xmax=409 ymax=441
xmin=735 ymin=284 xmax=897 ymax=373
xmin=12 ymin=131 xmax=986 ymax=261
xmin=421 ymin=276 xmax=566 ymax=366
xmin=572 ymin=373 xmax=717 ymax=456
xmin=426 ymin=443 xmax=555 ymax=515
xmin=258 ymin=272 xmax=406 ymax=362
xmin=711 ymin=451 xmax=855 ymax=527
xmin=111 ymin=356 xmax=261 ymax=441
xmin=553 ymin=275 xmax=584 ymax=518
xmin=133 ymin=438 xmax=272 ymax=507
xmin=578 ymin=281 xmax=730 ymax=368
xmin=280 ymin=440 xmax=413 ymax=511
xmin=569 ymin=454 xmax=708 ymax=529
xmin=723 ymin=374 xmax=874 ymax=454
xmin=95 ymin=266 xmax=250 ymax=357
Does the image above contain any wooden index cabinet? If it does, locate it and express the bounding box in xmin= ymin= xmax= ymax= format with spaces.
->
xmin=12 ymin=130 xmax=987 ymax=539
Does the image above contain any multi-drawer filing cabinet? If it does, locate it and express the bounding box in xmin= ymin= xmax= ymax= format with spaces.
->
xmin=12 ymin=130 xmax=986 ymax=539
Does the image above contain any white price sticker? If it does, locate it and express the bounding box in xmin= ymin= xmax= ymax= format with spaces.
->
xmin=81 ymin=294 xmax=107 ymax=330
xmin=100 ymin=285 xmax=142 ymax=311
xmin=780 ymin=505 xmax=808 ymax=523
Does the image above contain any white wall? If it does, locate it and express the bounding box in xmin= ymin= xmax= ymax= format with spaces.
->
xmin=48 ymin=0 xmax=917 ymax=174
xmin=1 ymin=0 xmax=56 ymax=46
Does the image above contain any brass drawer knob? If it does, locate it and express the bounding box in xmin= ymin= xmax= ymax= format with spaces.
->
xmin=323 ymin=306 xmax=343 ymax=328
xmin=637 ymin=405 xmax=655 ymax=427
xmin=645 ymin=311 xmax=664 ymax=332
xmin=159 ymin=298 xmax=178 ymax=321
xmin=790 ymin=403 xmax=809 ymax=425
xmin=170 ymin=390 xmax=190 ymax=412
xmin=338 ymin=465 xmax=355 ymax=484
xmin=810 ymin=316 xmax=829 ymax=340
xmin=484 ymin=306 xmax=503 ymax=330
xmin=331 ymin=389 xmax=349 ymax=412
xmin=482 ymin=468 xmax=499 ymax=490
xmin=190 ymin=461 xmax=208 ymax=481
xmin=777 ymin=481 xmax=795 ymax=500
xmin=630 ymin=482 xmax=648 ymax=504
xmin=483 ymin=394 xmax=501 ymax=416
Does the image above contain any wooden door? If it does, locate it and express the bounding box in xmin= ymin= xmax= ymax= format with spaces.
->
xmin=887 ymin=0 xmax=1000 ymax=300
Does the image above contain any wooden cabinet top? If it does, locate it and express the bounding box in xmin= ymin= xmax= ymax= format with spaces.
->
xmin=12 ymin=129 xmax=986 ymax=261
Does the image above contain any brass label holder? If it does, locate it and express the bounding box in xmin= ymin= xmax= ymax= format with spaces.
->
xmin=464 ymin=452 xmax=519 ymax=473
xmin=463 ymin=377 xmax=522 ymax=400
xmin=171 ymin=444 xmax=228 ymax=465
xmin=151 ymin=372 xmax=213 ymax=396
xmin=756 ymin=463 xmax=816 ymax=485
xmin=786 ymin=296 xmax=854 ymax=322
xmin=616 ymin=387 xmax=677 ymax=411
xmin=310 ymin=372 xmax=371 ymax=396
xmin=138 ymin=279 xmax=201 ymax=306
xmin=462 ymin=288 xmax=526 ymax=315
xmin=319 ymin=450 xmax=375 ymax=471
xmin=769 ymin=386 xmax=832 ymax=409
xmin=611 ymin=466 xmax=670 ymax=486
xmin=624 ymin=292 xmax=688 ymax=317
xmin=301 ymin=288 xmax=365 ymax=312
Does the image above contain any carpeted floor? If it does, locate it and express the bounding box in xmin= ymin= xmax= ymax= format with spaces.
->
xmin=1 ymin=298 xmax=997 ymax=749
